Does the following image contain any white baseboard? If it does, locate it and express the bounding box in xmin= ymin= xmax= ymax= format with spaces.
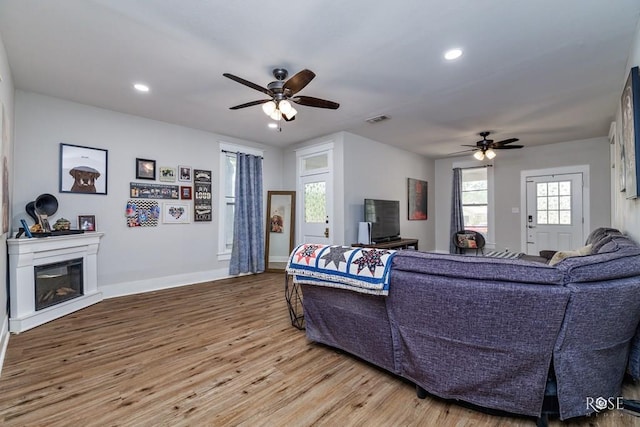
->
xmin=100 ymin=267 xmax=237 ymax=299
xmin=0 ymin=314 xmax=10 ymax=376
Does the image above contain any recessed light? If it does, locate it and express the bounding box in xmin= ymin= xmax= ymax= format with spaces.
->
xmin=444 ymin=48 xmax=463 ymax=61
xmin=268 ymin=123 xmax=278 ymax=129
xmin=133 ymin=83 xmax=150 ymax=92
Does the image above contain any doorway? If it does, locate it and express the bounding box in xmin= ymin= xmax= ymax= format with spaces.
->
xmin=296 ymin=143 xmax=334 ymax=245
xmin=521 ymin=166 xmax=589 ymax=254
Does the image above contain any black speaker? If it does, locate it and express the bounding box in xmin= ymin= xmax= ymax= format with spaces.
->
xmin=34 ymin=193 xmax=59 ymax=216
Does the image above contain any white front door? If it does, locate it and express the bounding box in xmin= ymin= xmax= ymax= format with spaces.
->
xmin=297 ymin=145 xmax=333 ymax=245
xmin=524 ymin=172 xmax=584 ymax=254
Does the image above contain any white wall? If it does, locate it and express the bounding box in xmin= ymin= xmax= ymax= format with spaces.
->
xmin=13 ymin=91 xmax=282 ymax=297
xmin=435 ymin=137 xmax=611 ymax=252
xmin=283 ymin=131 xmax=435 ymax=249
xmin=614 ymin=19 xmax=640 ymax=241
xmin=343 ymin=133 xmax=434 ymax=248
xmin=0 ymin=31 xmax=15 ymax=369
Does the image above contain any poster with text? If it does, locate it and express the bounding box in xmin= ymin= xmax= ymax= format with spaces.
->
xmin=194 ymin=169 xmax=212 ymax=222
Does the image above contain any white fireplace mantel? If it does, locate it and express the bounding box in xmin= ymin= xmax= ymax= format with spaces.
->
xmin=8 ymin=232 xmax=104 ymax=333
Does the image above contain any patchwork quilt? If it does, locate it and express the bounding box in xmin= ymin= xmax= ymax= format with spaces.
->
xmin=286 ymin=244 xmax=397 ymax=296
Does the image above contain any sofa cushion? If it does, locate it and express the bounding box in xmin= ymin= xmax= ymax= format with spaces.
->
xmin=392 ymin=251 xmax=565 ymax=285
xmin=585 ymin=227 xmax=623 ymax=246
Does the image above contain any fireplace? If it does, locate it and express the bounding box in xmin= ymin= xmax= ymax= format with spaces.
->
xmin=35 ymin=258 xmax=84 ymax=311
xmin=8 ymin=232 xmax=104 ymax=333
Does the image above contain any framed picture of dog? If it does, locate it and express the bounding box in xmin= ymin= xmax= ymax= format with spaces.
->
xmin=59 ymin=143 xmax=108 ymax=194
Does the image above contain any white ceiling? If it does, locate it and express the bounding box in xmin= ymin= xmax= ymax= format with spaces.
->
xmin=0 ymin=0 xmax=639 ymax=158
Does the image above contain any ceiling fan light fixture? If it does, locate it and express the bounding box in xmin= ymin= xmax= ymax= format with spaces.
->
xmin=262 ymin=101 xmax=277 ymax=115
xmin=485 ymin=148 xmax=496 ymax=159
xmin=270 ymin=109 xmax=282 ymax=121
xmin=288 ymin=107 xmax=297 ymax=119
xmin=473 ymin=150 xmax=485 ymax=160
xmin=278 ymin=100 xmax=292 ymax=115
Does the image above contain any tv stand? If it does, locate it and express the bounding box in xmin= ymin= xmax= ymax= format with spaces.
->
xmin=352 ymin=238 xmax=418 ymax=251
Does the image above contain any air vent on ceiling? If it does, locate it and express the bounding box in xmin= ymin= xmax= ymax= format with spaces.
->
xmin=365 ymin=115 xmax=390 ymax=124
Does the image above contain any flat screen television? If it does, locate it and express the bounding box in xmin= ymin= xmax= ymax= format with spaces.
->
xmin=364 ymin=199 xmax=401 ymax=243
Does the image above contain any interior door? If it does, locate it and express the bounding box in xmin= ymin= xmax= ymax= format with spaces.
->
xmin=525 ymin=173 xmax=584 ymax=254
xmin=297 ymin=147 xmax=333 ymax=245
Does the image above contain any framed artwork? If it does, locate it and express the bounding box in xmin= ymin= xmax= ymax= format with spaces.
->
xmin=178 ymin=166 xmax=192 ymax=182
xmin=621 ymin=66 xmax=640 ymax=199
xmin=130 ymin=182 xmax=179 ymax=199
xmin=136 ymin=158 xmax=156 ymax=180
xmin=180 ymin=186 xmax=192 ymax=200
xmin=162 ymin=202 xmax=191 ymax=224
xmin=78 ymin=215 xmax=96 ymax=231
xmin=408 ymin=178 xmax=428 ymax=220
xmin=59 ymin=143 xmax=108 ymax=194
xmin=159 ymin=166 xmax=176 ymax=182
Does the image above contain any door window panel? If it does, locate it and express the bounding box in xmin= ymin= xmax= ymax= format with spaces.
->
xmin=536 ymin=181 xmax=571 ymax=225
xmin=304 ymin=181 xmax=326 ymax=223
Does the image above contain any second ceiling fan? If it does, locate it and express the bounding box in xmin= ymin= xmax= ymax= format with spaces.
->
xmin=461 ymin=131 xmax=523 ymax=160
xmin=223 ymin=68 xmax=339 ymax=122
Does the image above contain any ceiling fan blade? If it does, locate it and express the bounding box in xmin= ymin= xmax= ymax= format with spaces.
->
xmin=493 ymin=145 xmax=524 ymax=149
xmin=447 ymin=148 xmax=477 ymax=156
xmin=229 ymin=99 xmax=271 ymax=110
xmin=293 ymin=96 xmax=340 ymax=109
xmin=283 ymin=69 xmax=316 ymax=95
xmin=494 ymin=138 xmax=519 ymax=145
xmin=461 ymin=144 xmax=479 ymax=148
xmin=223 ymin=73 xmax=272 ymax=96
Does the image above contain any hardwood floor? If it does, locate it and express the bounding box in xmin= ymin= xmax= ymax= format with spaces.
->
xmin=1 ymin=273 xmax=639 ymax=426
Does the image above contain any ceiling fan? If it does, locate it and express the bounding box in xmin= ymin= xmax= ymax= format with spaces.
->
xmin=223 ymin=68 xmax=339 ymax=122
xmin=459 ymin=131 xmax=523 ymax=160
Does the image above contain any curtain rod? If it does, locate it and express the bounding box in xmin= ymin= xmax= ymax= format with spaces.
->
xmin=454 ymin=164 xmax=493 ymax=170
xmin=221 ymin=149 xmax=263 ymax=159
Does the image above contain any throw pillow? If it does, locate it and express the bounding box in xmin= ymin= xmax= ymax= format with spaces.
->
xmin=457 ymin=233 xmax=477 ymax=248
xmin=548 ymin=244 xmax=592 ymax=266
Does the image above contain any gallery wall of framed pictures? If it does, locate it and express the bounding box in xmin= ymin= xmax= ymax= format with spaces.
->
xmin=127 ymin=158 xmax=210 ymax=227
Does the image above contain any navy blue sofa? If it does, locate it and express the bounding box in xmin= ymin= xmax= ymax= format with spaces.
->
xmin=300 ymin=228 xmax=640 ymax=421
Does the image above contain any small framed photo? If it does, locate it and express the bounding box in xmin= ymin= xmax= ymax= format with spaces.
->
xmin=178 ymin=166 xmax=192 ymax=182
xmin=162 ymin=202 xmax=191 ymax=224
xmin=159 ymin=166 xmax=176 ymax=182
xmin=78 ymin=215 xmax=96 ymax=231
xmin=136 ymin=158 xmax=156 ymax=180
xmin=180 ymin=186 xmax=192 ymax=200
xmin=59 ymin=143 xmax=108 ymax=194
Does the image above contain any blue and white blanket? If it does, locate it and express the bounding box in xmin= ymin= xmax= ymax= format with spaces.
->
xmin=286 ymin=244 xmax=396 ymax=296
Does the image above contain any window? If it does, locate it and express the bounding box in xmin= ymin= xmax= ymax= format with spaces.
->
xmin=461 ymin=167 xmax=488 ymax=236
xmin=223 ymin=152 xmax=237 ymax=251
xmin=218 ymin=143 xmax=263 ymax=260
xmin=536 ymin=180 xmax=572 ymax=225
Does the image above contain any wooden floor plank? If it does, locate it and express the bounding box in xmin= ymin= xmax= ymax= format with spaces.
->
xmin=1 ymin=273 xmax=639 ymax=426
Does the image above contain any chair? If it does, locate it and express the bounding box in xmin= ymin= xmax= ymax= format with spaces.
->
xmin=452 ymin=230 xmax=486 ymax=255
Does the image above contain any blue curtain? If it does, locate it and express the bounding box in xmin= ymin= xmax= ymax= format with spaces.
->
xmin=450 ymin=167 xmax=465 ymax=254
xmin=229 ymin=153 xmax=265 ymax=275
